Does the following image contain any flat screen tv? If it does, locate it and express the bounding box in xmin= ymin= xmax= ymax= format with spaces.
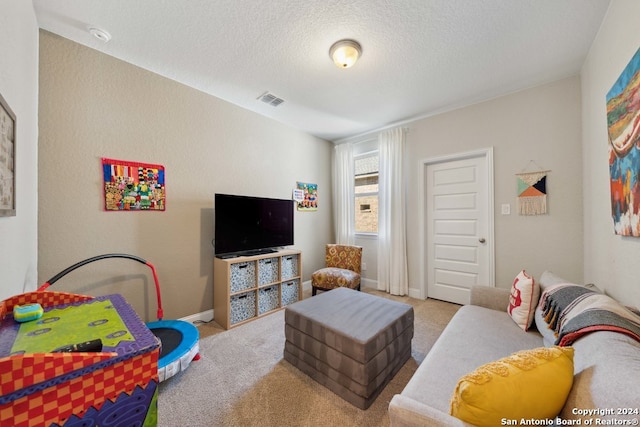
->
xmin=214 ymin=193 xmax=294 ymax=258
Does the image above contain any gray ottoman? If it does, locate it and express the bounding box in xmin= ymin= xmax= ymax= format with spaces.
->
xmin=284 ymin=287 xmax=414 ymax=409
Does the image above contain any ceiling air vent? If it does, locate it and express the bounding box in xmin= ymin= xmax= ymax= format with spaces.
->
xmin=257 ymin=91 xmax=285 ymax=107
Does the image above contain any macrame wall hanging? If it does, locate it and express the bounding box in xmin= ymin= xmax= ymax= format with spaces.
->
xmin=516 ymin=162 xmax=549 ymax=215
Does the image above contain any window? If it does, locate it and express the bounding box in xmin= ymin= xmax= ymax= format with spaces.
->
xmin=354 ymin=152 xmax=379 ymax=233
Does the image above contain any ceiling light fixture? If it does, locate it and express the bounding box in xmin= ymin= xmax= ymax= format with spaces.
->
xmin=88 ymin=26 xmax=111 ymax=43
xmin=329 ymin=39 xmax=362 ymax=69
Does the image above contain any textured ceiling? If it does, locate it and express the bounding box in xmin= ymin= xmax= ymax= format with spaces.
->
xmin=32 ymin=0 xmax=610 ymax=142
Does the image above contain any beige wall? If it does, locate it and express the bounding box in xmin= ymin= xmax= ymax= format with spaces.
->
xmin=0 ymin=1 xmax=39 ymax=300
xmin=405 ymin=76 xmax=584 ymax=295
xmin=347 ymin=76 xmax=583 ymax=297
xmin=582 ymin=0 xmax=640 ymax=309
xmin=38 ymin=31 xmax=333 ymax=320
xmin=15 ymin=2 xmax=640 ymax=314
xmin=350 ymin=77 xmax=584 ymax=296
xmin=349 ymin=77 xmax=584 ymax=294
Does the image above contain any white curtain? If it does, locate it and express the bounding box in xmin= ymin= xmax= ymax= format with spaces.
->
xmin=332 ymin=143 xmax=355 ymax=245
xmin=377 ymin=127 xmax=408 ymax=295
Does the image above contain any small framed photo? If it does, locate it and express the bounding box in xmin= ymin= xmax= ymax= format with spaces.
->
xmin=0 ymin=92 xmax=16 ymax=217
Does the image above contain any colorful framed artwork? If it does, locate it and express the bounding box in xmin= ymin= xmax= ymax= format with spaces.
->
xmin=102 ymin=158 xmax=165 ymax=211
xmin=296 ymin=182 xmax=318 ymax=211
xmin=607 ymin=47 xmax=640 ymax=236
xmin=0 ymin=92 xmax=16 ymax=217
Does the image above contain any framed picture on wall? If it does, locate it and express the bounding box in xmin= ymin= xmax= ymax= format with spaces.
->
xmin=0 ymin=92 xmax=16 ymax=217
xmin=608 ymin=46 xmax=640 ymax=236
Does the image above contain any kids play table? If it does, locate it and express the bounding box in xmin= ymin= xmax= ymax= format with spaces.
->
xmin=0 ymin=291 xmax=159 ymax=427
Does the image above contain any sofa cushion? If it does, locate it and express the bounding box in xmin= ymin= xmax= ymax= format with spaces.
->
xmin=559 ymin=331 xmax=640 ymax=423
xmin=508 ymin=270 xmax=539 ymax=331
xmin=531 ymin=271 xmax=640 ymax=424
xmin=450 ymin=346 xmax=574 ymax=427
xmin=399 ymin=304 xmax=543 ymax=414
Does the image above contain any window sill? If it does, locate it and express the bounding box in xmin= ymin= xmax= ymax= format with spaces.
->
xmin=355 ymin=232 xmax=378 ymax=240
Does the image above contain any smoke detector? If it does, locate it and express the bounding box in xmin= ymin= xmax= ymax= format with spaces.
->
xmin=88 ymin=26 xmax=112 ymax=43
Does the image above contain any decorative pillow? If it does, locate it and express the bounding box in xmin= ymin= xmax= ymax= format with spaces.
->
xmin=508 ymin=270 xmax=540 ymax=331
xmin=450 ymin=346 xmax=574 ymax=427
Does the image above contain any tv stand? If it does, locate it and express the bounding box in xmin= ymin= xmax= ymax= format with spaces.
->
xmin=213 ymin=249 xmax=302 ymax=329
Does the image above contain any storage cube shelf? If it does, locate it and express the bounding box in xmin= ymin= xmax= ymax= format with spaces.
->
xmin=258 ymin=286 xmax=279 ymax=315
xmin=230 ymin=290 xmax=257 ymax=325
xmin=214 ymin=250 xmax=302 ymax=329
xmin=230 ymin=262 xmax=256 ymax=293
xmin=281 ymin=280 xmax=300 ymax=307
xmin=281 ymin=254 xmax=299 ymax=279
xmin=258 ymin=258 xmax=279 ymax=285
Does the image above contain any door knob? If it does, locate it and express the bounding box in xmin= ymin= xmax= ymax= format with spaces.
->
xmin=478 ymin=238 xmax=486 ymax=243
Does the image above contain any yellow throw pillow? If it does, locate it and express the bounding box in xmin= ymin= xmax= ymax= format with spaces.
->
xmin=450 ymin=346 xmax=574 ymax=427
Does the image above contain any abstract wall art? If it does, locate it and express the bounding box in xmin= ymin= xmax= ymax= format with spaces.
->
xmin=607 ymin=47 xmax=640 ymax=236
xmin=102 ymin=158 xmax=165 ymax=211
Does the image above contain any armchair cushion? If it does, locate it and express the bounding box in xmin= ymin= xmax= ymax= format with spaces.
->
xmin=311 ymin=267 xmax=361 ymax=291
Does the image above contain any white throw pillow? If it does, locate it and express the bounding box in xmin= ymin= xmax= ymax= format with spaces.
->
xmin=508 ymin=270 xmax=540 ymax=331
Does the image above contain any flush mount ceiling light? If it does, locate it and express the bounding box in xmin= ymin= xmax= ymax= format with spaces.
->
xmin=88 ymin=26 xmax=111 ymax=43
xmin=329 ymin=39 xmax=362 ymax=69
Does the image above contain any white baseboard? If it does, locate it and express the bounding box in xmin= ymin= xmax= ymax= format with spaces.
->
xmin=363 ymin=279 xmax=424 ymax=300
xmin=179 ymin=309 xmax=214 ymax=325
xmin=361 ymin=278 xmax=377 ymax=290
xmin=408 ymin=288 xmax=424 ymax=299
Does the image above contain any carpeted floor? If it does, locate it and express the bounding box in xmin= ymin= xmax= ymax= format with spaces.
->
xmin=158 ymin=289 xmax=460 ymax=427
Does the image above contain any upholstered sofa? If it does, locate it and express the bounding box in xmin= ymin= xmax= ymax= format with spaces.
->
xmin=389 ymin=271 xmax=640 ymax=426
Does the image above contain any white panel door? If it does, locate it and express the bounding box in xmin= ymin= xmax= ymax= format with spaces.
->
xmin=426 ymin=154 xmax=491 ymax=304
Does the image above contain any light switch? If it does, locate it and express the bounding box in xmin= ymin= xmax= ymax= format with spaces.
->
xmin=501 ymin=204 xmax=511 ymax=215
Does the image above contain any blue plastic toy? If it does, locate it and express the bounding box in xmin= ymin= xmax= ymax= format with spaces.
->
xmin=14 ymin=303 xmax=44 ymax=322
